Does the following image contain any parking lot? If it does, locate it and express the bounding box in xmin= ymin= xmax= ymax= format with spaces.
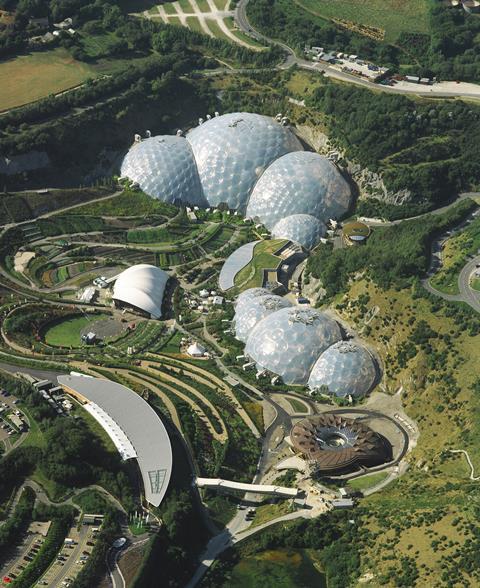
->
xmin=36 ymin=523 xmax=99 ymax=587
xmin=0 ymin=387 xmax=27 ymax=452
xmin=0 ymin=522 xmax=51 ymax=583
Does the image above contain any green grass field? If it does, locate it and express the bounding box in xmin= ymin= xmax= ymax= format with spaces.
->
xmin=347 ymin=471 xmax=388 ymax=491
xmin=472 ymin=277 xmax=480 ymax=291
xmin=204 ymin=18 xmax=230 ymax=41
xmin=212 ymin=0 xmax=229 ymax=8
xmin=44 ymin=313 xmax=109 ymax=347
xmin=196 ymin=0 xmax=211 ymax=11
xmin=168 ymin=15 xmax=183 ymax=25
xmin=163 ymin=1 xmax=178 ymax=14
xmin=186 ymin=15 xmax=206 ymax=33
xmin=294 ymin=0 xmax=430 ymax=42
xmin=0 ymin=48 xmax=95 ymax=111
xmin=286 ymin=397 xmax=309 ymax=413
xmin=177 ymin=0 xmax=193 ymax=10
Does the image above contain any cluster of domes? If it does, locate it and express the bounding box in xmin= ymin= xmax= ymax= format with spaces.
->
xmin=120 ymin=113 xmax=351 ymax=250
xmin=233 ymin=289 xmax=377 ymax=395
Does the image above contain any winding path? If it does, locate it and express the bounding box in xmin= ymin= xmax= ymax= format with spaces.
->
xmin=421 ymin=206 xmax=480 ymax=313
xmin=449 ymin=449 xmax=480 ymax=481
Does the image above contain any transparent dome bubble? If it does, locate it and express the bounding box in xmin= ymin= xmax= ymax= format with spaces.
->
xmin=120 ymin=135 xmax=206 ymax=206
xmin=308 ymin=341 xmax=377 ymax=398
xmin=244 ymin=306 xmax=342 ymax=385
xmin=234 ymin=287 xmax=271 ymax=313
xmin=233 ymin=294 xmax=292 ymax=343
xmin=187 ymin=113 xmax=303 ymax=212
xmin=246 ymin=151 xmax=351 ymax=229
xmin=271 ymin=214 xmax=326 ymax=250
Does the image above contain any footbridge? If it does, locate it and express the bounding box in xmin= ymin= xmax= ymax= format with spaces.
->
xmin=195 ymin=477 xmax=299 ymax=498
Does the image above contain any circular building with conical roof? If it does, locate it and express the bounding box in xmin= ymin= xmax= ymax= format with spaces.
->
xmin=290 ymin=413 xmax=391 ymax=474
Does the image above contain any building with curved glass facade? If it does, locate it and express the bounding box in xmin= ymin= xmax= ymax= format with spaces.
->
xmin=120 ymin=135 xmax=206 ymax=207
xmin=186 ymin=113 xmax=302 ymax=212
xmin=308 ymin=341 xmax=377 ymax=398
xmin=246 ymin=151 xmax=351 ymax=229
xmin=271 ymin=214 xmax=326 ymax=250
xmin=244 ymin=307 xmax=342 ymax=385
xmin=233 ymin=294 xmax=292 ymax=343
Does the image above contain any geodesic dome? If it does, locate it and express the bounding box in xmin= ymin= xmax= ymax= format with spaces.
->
xmin=120 ymin=135 xmax=206 ymax=207
xmin=244 ymin=307 xmax=342 ymax=385
xmin=187 ymin=113 xmax=302 ymax=212
xmin=246 ymin=151 xmax=351 ymax=229
xmin=271 ymin=214 xmax=326 ymax=250
xmin=234 ymin=287 xmax=271 ymax=312
xmin=308 ymin=341 xmax=377 ymax=398
xmin=233 ymin=294 xmax=292 ymax=343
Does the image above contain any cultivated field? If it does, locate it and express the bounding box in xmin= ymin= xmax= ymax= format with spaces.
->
xmin=0 ymin=48 xmax=95 ymax=111
xmin=295 ymin=0 xmax=430 ymax=42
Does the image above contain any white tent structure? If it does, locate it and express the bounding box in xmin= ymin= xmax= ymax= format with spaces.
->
xmin=112 ymin=264 xmax=169 ymax=318
xmin=187 ymin=342 xmax=206 ymax=357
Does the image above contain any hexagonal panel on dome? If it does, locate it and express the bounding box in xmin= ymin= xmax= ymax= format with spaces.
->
xmin=308 ymin=341 xmax=377 ymax=398
xmin=187 ymin=113 xmax=303 ymax=212
xmin=246 ymin=151 xmax=351 ymax=229
xmin=271 ymin=214 xmax=326 ymax=250
xmin=120 ymin=135 xmax=206 ymax=207
xmin=234 ymin=287 xmax=271 ymax=312
xmin=233 ymin=294 xmax=292 ymax=343
xmin=244 ymin=306 xmax=342 ymax=385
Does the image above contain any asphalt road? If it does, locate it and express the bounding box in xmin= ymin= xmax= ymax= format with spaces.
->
xmin=422 ymin=204 xmax=480 ymax=312
xmin=234 ymin=0 xmax=480 ymax=100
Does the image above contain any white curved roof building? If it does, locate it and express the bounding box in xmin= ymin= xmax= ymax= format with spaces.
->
xmin=244 ymin=306 xmax=342 ymax=385
xmin=233 ymin=293 xmax=292 ymax=343
xmin=113 ymin=264 xmax=169 ymax=319
xmin=120 ymin=135 xmax=206 ymax=207
xmin=246 ymin=151 xmax=351 ymax=229
xmin=58 ymin=374 xmax=172 ymax=507
xmin=271 ymin=214 xmax=326 ymax=250
xmin=187 ymin=112 xmax=302 ymax=212
xmin=308 ymin=341 xmax=377 ymax=398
